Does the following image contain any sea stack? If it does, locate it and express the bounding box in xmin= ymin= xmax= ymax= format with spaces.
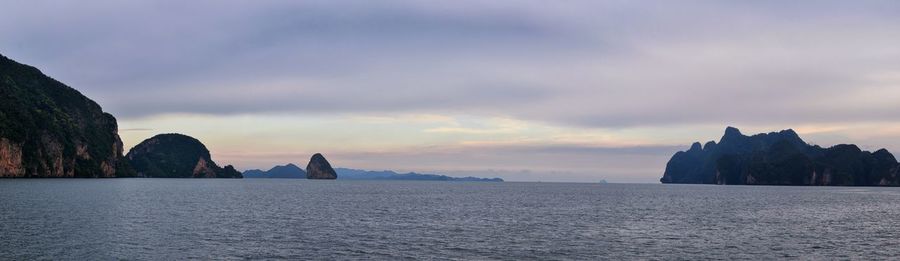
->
xmin=126 ymin=134 xmax=242 ymax=178
xmin=306 ymin=153 xmax=337 ymax=179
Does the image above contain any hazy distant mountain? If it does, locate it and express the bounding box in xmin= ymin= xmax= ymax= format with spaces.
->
xmin=242 ymin=169 xmax=266 ymax=178
xmin=335 ymin=168 xmax=503 ymax=182
xmin=662 ymin=127 xmax=900 ymax=186
xmin=243 ymin=163 xmax=306 ymax=178
xmin=243 ymin=165 xmax=503 ymax=182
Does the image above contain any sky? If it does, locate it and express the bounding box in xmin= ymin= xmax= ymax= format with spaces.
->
xmin=1 ymin=1 xmax=899 ymax=182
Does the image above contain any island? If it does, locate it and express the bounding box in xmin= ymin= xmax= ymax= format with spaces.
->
xmin=306 ymin=153 xmax=338 ymax=179
xmin=126 ymin=134 xmax=242 ymax=178
xmin=243 ymin=163 xmax=306 ymax=178
xmin=661 ymin=127 xmax=900 ymax=186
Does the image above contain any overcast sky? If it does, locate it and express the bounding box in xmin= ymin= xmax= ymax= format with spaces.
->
xmin=2 ymin=1 xmax=899 ymax=182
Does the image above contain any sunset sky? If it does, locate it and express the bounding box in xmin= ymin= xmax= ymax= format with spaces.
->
xmin=2 ymin=1 xmax=899 ymax=182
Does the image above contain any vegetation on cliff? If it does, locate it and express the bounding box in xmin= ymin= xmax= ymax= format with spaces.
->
xmin=0 ymin=54 xmax=133 ymax=177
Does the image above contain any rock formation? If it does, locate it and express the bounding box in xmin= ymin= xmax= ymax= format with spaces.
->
xmin=306 ymin=153 xmax=337 ymax=179
xmin=0 ymin=53 xmax=134 ymax=177
xmin=126 ymin=134 xmax=242 ymax=178
xmin=661 ymin=127 xmax=900 ymax=186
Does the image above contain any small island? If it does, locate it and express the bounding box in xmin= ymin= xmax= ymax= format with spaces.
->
xmin=126 ymin=134 xmax=242 ymax=178
xmin=306 ymin=153 xmax=338 ymax=179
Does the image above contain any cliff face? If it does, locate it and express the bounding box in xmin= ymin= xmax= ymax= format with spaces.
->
xmin=0 ymin=54 xmax=133 ymax=177
xmin=126 ymin=134 xmax=242 ymax=178
xmin=306 ymin=153 xmax=337 ymax=179
xmin=662 ymin=127 xmax=900 ymax=186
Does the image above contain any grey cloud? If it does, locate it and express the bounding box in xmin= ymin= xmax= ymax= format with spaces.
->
xmin=2 ymin=1 xmax=899 ymax=128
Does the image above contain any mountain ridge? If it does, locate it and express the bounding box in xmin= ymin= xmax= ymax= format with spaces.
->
xmin=243 ymin=163 xmax=306 ymax=178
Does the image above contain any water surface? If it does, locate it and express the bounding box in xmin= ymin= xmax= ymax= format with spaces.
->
xmin=1 ymin=179 xmax=899 ymax=259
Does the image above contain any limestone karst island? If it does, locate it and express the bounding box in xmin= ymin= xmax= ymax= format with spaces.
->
xmin=662 ymin=127 xmax=900 ymax=186
xmin=0 ymin=53 xmax=500 ymax=181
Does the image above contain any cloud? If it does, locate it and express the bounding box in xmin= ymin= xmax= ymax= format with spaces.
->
xmin=2 ymin=0 xmax=578 ymax=118
xmin=3 ymin=1 xmax=900 ymax=182
xmin=3 ymin=1 xmax=898 ymax=129
xmin=10 ymin=2 xmax=900 ymax=129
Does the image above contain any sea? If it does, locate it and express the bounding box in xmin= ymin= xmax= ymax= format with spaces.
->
xmin=1 ymin=179 xmax=899 ymax=260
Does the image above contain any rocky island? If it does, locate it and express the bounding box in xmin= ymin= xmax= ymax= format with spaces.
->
xmin=306 ymin=153 xmax=338 ymax=179
xmin=661 ymin=127 xmax=900 ymax=186
xmin=126 ymin=134 xmax=242 ymax=178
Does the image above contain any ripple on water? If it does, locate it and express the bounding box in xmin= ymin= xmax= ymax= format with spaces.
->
xmin=1 ymin=180 xmax=900 ymax=259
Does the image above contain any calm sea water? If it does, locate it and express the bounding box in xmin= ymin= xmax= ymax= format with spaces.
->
xmin=1 ymin=179 xmax=899 ymax=260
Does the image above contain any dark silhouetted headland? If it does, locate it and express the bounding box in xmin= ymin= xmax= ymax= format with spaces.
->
xmin=662 ymin=127 xmax=900 ymax=186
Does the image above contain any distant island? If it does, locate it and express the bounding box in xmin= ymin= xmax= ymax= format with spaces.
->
xmin=244 ymin=163 xmax=306 ymax=178
xmin=336 ymin=168 xmax=504 ymax=182
xmin=662 ymin=127 xmax=900 ymax=186
xmin=244 ymin=164 xmax=503 ymax=182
